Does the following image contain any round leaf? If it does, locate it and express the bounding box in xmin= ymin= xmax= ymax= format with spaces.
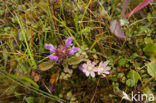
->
xmin=38 ymin=60 xmax=55 ymax=71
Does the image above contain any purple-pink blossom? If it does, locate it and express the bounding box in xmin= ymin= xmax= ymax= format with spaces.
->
xmin=69 ymin=47 xmax=80 ymax=55
xmin=79 ymin=61 xmax=111 ymax=78
xmin=79 ymin=61 xmax=97 ymax=78
xmin=95 ymin=61 xmax=111 ymax=77
xmin=65 ymin=37 xmax=73 ymax=48
xmin=49 ymin=55 xmax=59 ymax=62
xmin=45 ymin=36 xmax=80 ymax=62
xmin=45 ymin=44 xmax=56 ymax=53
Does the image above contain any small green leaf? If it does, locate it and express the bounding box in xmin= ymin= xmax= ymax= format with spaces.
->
xmin=26 ymin=97 xmax=35 ymax=103
xmin=67 ymin=91 xmax=72 ymax=97
xmin=66 ymin=56 xmax=85 ymax=65
xmin=143 ymin=87 xmax=154 ymax=97
xmin=118 ymin=58 xmax=128 ymax=67
xmin=147 ymin=61 xmax=156 ymax=77
xmin=63 ymin=64 xmax=73 ymax=74
xmin=145 ymin=38 xmax=153 ymax=44
xmin=126 ymin=79 xmax=135 ymax=87
xmin=26 ymin=97 xmax=45 ymax=103
xmin=15 ymin=75 xmax=39 ymax=88
xmin=71 ymin=97 xmax=76 ymax=101
xmin=127 ymin=70 xmax=141 ymax=84
xmin=38 ymin=60 xmax=55 ymax=71
xmin=143 ymin=43 xmax=156 ymax=56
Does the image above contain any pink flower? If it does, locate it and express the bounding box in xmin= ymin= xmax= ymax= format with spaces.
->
xmin=65 ymin=37 xmax=73 ymax=48
xmin=49 ymin=55 xmax=59 ymax=62
xmin=45 ymin=44 xmax=56 ymax=53
xmin=68 ymin=47 xmax=80 ymax=55
xmin=79 ymin=61 xmax=97 ymax=78
xmin=95 ymin=61 xmax=111 ymax=77
xmin=45 ymin=37 xmax=80 ymax=62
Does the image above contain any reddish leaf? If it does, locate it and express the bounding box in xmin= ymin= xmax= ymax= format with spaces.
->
xmin=126 ymin=0 xmax=154 ymax=18
xmin=110 ymin=20 xmax=126 ymax=40
xmin=31 ymin=70 xmax=40 ymax=82
xmin=120 ymin=0 xmax=130 ymax=19
xmin=49 ymin=71 xmax=59 ymax=93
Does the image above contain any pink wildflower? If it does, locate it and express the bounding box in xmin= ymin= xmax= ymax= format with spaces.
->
xmin=79 ymin=61 xmax=97 ymax=78
xmin=95 ymin=61 xmax=111 ymax=77
xmin=45 ymin=36 xmax=80 ymax=62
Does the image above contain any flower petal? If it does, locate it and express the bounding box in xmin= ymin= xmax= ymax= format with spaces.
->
xmin=105 ymin=67 xmax=111 ymax=70
xmin=87 ymin=61 xmax=91 ymax=65
xmin=45 ymin=44 xmax=56 ymax=53
xmin=91 ymin=62 xmax=96 ymax=66
xmin=91 ymin=72 xmax=95 ymax=78
xmin=86 ymin=71 xmax=90 ymax=77
xmin=102 ymin=74 xmax=106 ymax=77
xmin=49 ymin=55 xmax=59 ymax=62
xmin=69 ymin=47 xmax=80 ymax=55
xmin=82 ymin=64 xmax=87 ymax=68
xmin=79 ymin=65 xmax=84 ymax=71
xmin=93 ymin=68 xmax=98 ymax=72
xmin=82 ymin=68 xmax=87 ymax=73
xmin=104 ymin=71 xmax=110 ymax=74
xmin=100 ymin=61 xmax=108 ymax=68
xmin=65 ymin=37 xmax=73 ymax=48
xmin=98 ymin=72 xmax=101 ymax=75
xmin=99 ymin=62 xmax=103 ymax=66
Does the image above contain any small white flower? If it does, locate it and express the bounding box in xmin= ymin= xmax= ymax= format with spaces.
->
xmin=95 ymin=61 xmax=111 ymax=77
xmin=80 ymin=61 xmax=97 ymax=78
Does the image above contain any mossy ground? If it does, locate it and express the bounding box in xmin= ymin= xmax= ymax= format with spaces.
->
xmin=0 ymin=0 xmax=156 ymax=103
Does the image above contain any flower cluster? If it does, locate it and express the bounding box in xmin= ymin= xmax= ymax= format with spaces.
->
xmin=45 ymin=37 xmax=80 ymax=62
xmin=79 ymin=61 xmax=111 ymax=78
